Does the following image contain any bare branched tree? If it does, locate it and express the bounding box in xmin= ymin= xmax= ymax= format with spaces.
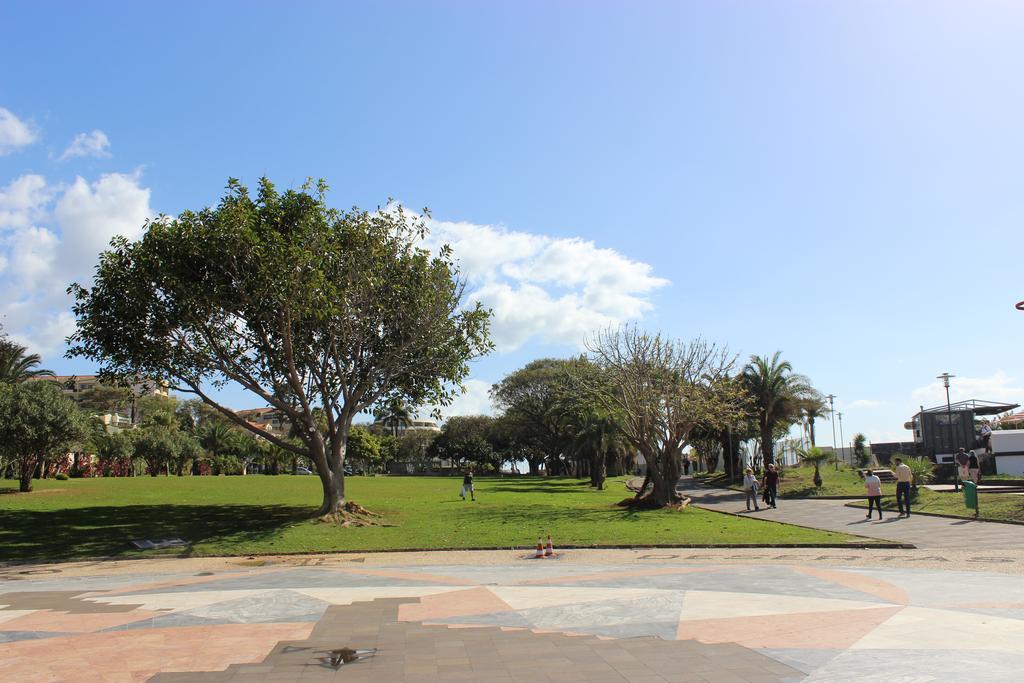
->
xmin=577 ymin=326 xmax=747 ymax=507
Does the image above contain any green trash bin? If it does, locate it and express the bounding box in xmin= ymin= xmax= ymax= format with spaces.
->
xmin=963 ymin=480 xmax=979 ymax=514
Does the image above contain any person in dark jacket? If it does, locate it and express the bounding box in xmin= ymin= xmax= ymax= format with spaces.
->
xmin=762 ymin=463 xmax=779 ymax=509
xmin=967 ymin=451 xmax=981 ymax=484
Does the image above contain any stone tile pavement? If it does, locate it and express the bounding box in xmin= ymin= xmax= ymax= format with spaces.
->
xmin=678 ymin=477 xmax=1024 ymax=549
xmin=3 ymin=552 xmax=1024 ymax=682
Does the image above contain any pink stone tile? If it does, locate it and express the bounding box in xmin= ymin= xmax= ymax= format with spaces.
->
xmin=676 ymin=606 xmax=905 ymax=649
xmin=399 ymin=586 xmax=515 ymax=622
xmin=0 ymin=608 xmax=164 ymax=633
xmin=0 ymin=622 xmax=313 ymax=682
xmin=793 ymin=566 xmax=910 ymax=605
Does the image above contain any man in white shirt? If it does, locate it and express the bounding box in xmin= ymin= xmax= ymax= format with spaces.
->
xmin=980 ymin=422 xmax=993 ymax=454
xmin=892 ymin=457 xmax=913 ymax=517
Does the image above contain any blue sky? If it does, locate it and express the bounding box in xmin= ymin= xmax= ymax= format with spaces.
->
xmin=1 ymin=0 xmax=1022 ymax=445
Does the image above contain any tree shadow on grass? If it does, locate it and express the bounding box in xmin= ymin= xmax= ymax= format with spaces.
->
xmin=461 ymin=501 xmax=670 ymax=529
xmin=486 ymin=479 xmax=599 ymax=494
xmin=0 ymin=504 xmax=312 ymax=563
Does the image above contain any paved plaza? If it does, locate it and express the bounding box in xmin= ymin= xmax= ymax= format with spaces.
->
xmin=2 ymin=549 xmax=1024 ymax=682
xmin=678 ymin=478 xmax=1024 ymax=549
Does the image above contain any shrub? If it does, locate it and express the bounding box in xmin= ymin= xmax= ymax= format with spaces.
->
xmin=54 ymin=472 xmax=69 ymax=481
xmin=906 ymin=456 xmax=936 ymax=497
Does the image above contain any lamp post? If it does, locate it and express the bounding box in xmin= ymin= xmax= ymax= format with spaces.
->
xmin=826 ymin=394 xmax=838 ymax=470
xmin=937 ymin=372 xmax=958 ymax=492
xmin=837 ymin=412 xmax=845 ymax=468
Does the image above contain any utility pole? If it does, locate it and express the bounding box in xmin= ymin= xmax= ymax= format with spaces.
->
xmin=826 ymin=394 xmax=838 ymax=470
xmin=937 ymin=373 xmax=958 ymax=492
xmin=837 ymin=412 xmax=845 ymax=468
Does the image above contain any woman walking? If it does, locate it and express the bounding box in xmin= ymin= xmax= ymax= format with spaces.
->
xmin=743 ymin=468 xmax=760 ymax=512
xmin=864 ymin=469 xmax=883 ymax=520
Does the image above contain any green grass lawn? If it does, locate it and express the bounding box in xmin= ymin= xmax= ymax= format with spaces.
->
xmin=847 ymin=487 xmax=1024 ymax=523
xmin=0 ymin=475 xmax=866 ymax=562
xmin=696 ymin=465 xmax=869 ymax=498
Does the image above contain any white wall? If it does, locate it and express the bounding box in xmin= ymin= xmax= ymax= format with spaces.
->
xmin=993 ymin=430 xmax=1024 ymax=475
xmin=995 ymin=455 xmax=1024 ymax=476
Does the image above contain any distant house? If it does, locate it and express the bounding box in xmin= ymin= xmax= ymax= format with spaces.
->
xmin=40 ymin=375 xmax=169 ymax=429
xmin=236 ymin=407 xmax=292 ymax=436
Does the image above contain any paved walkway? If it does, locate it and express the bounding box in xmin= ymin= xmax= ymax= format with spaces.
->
xmin=2 ymin=551 xmax=1024 ymax=682
xmin=678 ymin=477 xmax=1024 ymax=550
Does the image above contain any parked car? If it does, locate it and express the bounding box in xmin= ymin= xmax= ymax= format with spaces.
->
xmin=294 ymin=466 xmax=313 ymax=475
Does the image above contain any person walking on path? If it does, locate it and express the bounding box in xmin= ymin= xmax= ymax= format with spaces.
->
xmin=863 ymin=469 xmax=883 ymax=520
xmin=893 ymin=457 xmax=913 ymax=517
xmin=968 ymin=450 xmax=981 ymax=484
xmin=762 ymin=463 xmax=779 ymax=509
xmin=742 ymin=467 xmax=760 ymax=512
xmin=955 ymin=447 xmax=970 ymax=483
xmin=460 ymin=470 xmax=476 ymax=501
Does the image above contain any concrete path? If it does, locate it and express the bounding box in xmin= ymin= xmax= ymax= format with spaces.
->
xmin=678 ymin=477 xmax=1024 ymax=550
xmin=3 ymin=550 xmax=1024 ymax=682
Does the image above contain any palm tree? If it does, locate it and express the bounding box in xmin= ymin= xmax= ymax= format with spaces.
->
xmin=198 ymin=421 xmax=237 ymax=474
xmin=742 ymin=352 xmax=814 ymax=465
xmin=798 ymin=446 xmax=830 ymax=488
xmin=0 ymin=340 xmax=54 ymax=383
xmin=377 ymin=401 xmax=413 ymax=438
xmin=800 ymin=396 xmax=829 ymax=447
xmin=570 ymin=411 xmax=622 ymax=490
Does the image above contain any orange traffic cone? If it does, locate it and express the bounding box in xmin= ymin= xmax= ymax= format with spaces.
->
xmin=545 ymin=534 xmax=554 ymax=557
xmin=535 ymin=538 xmax=544 ymax=558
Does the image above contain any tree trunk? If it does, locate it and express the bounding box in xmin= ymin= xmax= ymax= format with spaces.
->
xmin=19 ymin=457 xmax=35 ymax=493
xmin=641 ymin=447 xmax=682 ymax=506
xmin=314 ymin=429 xmax=348 ymax=517
xmin=526 ymin=456 xmax=542 ymax=476
xmin=590 ymin=431 xmax=607 ymax=490
xmin=761 ymin=425 xmax=775 ymax=465
xmin=808 ymin=418 xmax=817 ymax=447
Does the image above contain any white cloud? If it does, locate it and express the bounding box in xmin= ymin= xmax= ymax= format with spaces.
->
xmin=0 ymin=174 xmax=54 ymax=229
xmin=0 ymin=171 xmax=153 ymax=356
xmin=0 ymin=107 xmax=37 ymax=155
xmin=850 ymin=399 xmax=884 ymax=408
xmin=59 ymin=130 xmax=111 ymax=161
xmin=436 ymin=379 xmax=496 ymax=421
xmin=421 ymin=215 xmax=668 ymax=351
xmin=54 ymin=172 xmax=149 ymax=271
xmin=911 ymin=372 xmax=1024 ymax=407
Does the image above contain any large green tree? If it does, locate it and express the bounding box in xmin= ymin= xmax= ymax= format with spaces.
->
xmin=429 ymin=415 xmax=498 ymax=471
xmin=0 ymin=381 xmax=88 ymax=491
xmin=68 ymin=178 xmax=491 ymax=518
xmin=346 ymin=426 xmax=382 ymax=473
xmin=491 ymin=359 xmax=575 ymax=475
xmin=742 ymin=352 xmax=815 ymax=466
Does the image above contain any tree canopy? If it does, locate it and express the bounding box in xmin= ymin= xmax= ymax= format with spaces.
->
xmin=68 ymin=178 xmax=492 ymax=517
xmin=0 ymin=381 xmax=88 ymax=491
